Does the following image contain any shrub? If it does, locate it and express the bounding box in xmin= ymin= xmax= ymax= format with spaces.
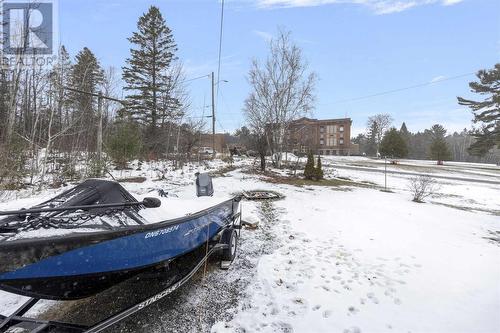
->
xmin=107 ymin=120 xmax=142 ymax=169
xmin=304 ymin=152 xmax=315 ymax=180
xmin=0 ymin=137 xmax=29 ymax=190
xmin=314 ymin=155 xmax=324 ymax=180
xmin=408 ymin=175 xmax=439 ymax=203
xmin=86 ymin=157 xmax=106 ymax=178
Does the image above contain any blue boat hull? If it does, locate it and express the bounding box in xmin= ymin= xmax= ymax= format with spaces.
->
xmin=0 ymin=198 xmax=240 ymax=300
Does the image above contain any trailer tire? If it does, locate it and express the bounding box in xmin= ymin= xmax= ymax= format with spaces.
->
xmin=221 ymin=228 xmax=238 ymax=262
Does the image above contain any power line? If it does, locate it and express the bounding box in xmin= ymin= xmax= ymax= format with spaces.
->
xmin=217 ymin=118 xmax=226 ymax=132
xmin=180 ymin=74 xmax=210 ymax=84
xmin=215 ymin=0 xmax=225 ymax=105
xmin=326 ymin=72 xmax=476 ymax=105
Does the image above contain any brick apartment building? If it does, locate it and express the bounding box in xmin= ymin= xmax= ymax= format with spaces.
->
xmin=287 ymin=117 xmax=353 ymax=156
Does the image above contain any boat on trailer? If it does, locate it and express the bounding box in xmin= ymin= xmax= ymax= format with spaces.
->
xmin=0 ymin=178 xmax=242 ymax=332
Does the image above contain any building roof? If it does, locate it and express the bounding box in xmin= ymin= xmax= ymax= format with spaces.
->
xmin=292 ymin=117 xmax=352 ymax=124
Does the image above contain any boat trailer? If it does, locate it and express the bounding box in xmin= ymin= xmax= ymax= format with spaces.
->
xmin=0 ymin=234 xmax=237 ymax=333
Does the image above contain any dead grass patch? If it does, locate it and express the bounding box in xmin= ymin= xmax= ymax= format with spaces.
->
xmin=117 ymin=176 xmax=147 ymax=183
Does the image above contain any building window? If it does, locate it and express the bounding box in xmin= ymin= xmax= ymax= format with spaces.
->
xmin=339 ymin=138 xmax=344 ymax=145
xmin=340 ymin=126 xmax=344 ymax=132
xmin=326 ymin=150 xmax=330 ymax=155
xmin=320 ymin=126 xmax=325 ymax=133
xmin=320 ymin=139 xmax=324 ymax=145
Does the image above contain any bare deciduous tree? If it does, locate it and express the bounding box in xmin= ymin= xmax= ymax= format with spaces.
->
xmin=367 ymin=113 xmax=393 ymax=157
xmin=244 ymin=94 xmax=270 ymax=171
xmin=245 ymin=28 xmax=316 ymax=168
xmin=408 ymin=175 xmax=439 ymax=203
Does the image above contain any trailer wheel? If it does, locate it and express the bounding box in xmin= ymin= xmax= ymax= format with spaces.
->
xmin=221 ymin=228 xmax=238 ymax=262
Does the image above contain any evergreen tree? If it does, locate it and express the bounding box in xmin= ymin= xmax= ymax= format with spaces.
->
xmin=50 ymin=45 xmax=72 ymax=132
xmin=107 ymin=119 xmax=142 ymax=169
xmin=352 ymin=133 xmax=368 ymax=155
xmin=400 ymin=122 xmax=411 ymax=146
xmin=458 ymin=63 xmax=500 ymax=155
xmin=69 ymin=47 xmax=104 ymax=151
xmin=314 ymin=155 xmax=324 ymax=180
xmin=430 ymin=124 xmax=447 ymax=139
xmin=429 ymin=124 xmax=452 ymax=164
xmin=70 ymin=47 xmax=104 ymax=118
xmin=379 ymin=128 xmax=408 ymax=158
xmin=409 ymin=131 xmax=433 ymax=160
xmin=123 ymin=6 xmax=178 ymax=149
xmin=366 ymin=121 xmax=379 ymax=156
xmin=304 ymin=152 xmax=315 ymax=180
xmin=430 ymin=139 xmax=452 ymax=164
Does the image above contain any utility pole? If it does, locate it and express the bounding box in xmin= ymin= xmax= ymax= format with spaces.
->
xmin=211 ymin=71 xmax=216 ymax=158
xmin=384 ymin=156 xmax=387 ymax=191
xmin=62 ymin=86 xmax=126 ymax=175
xmin=96 ymin=92 xmax=103 ymax=167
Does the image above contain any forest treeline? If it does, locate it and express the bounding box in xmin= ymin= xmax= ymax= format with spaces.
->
xmin=0 ymin=6 xmax=203 ymax=189
xmin=353 ymin=121 xmax=500 ymax=164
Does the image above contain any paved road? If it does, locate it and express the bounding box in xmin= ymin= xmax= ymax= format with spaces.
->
xmin=326 ymin=163 xmax=500 ymax=186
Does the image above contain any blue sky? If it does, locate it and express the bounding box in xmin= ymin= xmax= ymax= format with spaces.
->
xmin=58 ymin=0 xmax=500 ymax=136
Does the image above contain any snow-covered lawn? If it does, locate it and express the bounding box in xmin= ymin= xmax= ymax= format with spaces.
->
xmin=1 ymin=158 xmax=499 ymax=333
xmin=213 ymin=181 xmax=499 ymax=333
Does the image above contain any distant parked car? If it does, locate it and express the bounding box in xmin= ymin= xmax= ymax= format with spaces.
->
xmin=199 ymin=147 xmax=214 ymax=155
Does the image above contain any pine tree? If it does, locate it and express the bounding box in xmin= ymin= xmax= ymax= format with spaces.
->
xmin=315 ymin=155 xmax=324 ymax=180
xmin=123 ymin=6 xmax=178 ymax=150
xmin=366 ymin=121 xmax=379 ymax=156
xmin=70 ymin=47 xmax=104 ymax=152
xmin=400 ymin=122 xmax=411 ymax=146
xmin=380 ymin=128 xmax=408 ymax=158
xmin=458 ymin=63 xmax=500 ymax=155
xmin=50 ymin=45 xmax=72 ymax=132
xmin=304 ymin=152 xmax=315 ymax=180
xmin=70 ymin=47 xmax=104 ymax=117
xmin=107 ymin=119 xmax=142 ymax=169
xmin=429 ymin=124 xmax=452 ymax=164
xmin=430 ymin=139 xmax=452 ymax=164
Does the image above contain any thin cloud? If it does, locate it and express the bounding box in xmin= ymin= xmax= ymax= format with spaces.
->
xmin=442 ymin=0 xmax=464 ymax=6
xmin=253 ymin=30 xmax=273 ymax=42
xmin=248 ymin=0 xmax=464 ymax=14
xmin=430 ymin=75 xmax=446 ymax=83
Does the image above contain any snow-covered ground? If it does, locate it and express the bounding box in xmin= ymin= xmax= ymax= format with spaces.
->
xmin=212 ymin=181 xmax=499 ymax=333
xmin=321 ymin=155 xmax=500 ymax=182
xmin=1 ymin=157 xmax=499 ymax=333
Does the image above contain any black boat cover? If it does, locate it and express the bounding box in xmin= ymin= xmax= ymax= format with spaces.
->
xmin=0 ymin=179 xmax=145 ymax=234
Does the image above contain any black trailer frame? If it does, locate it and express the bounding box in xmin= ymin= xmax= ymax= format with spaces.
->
xmin=0 ymin=208 xmax=242 ymax=333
